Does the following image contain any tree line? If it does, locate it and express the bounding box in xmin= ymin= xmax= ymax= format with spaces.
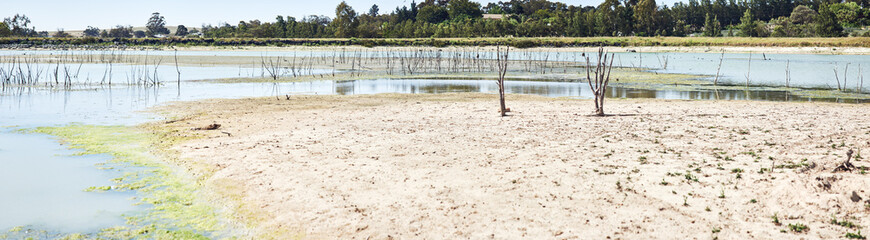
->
xmin=0 ymin=12 xmax=195 ymax=38
xmin=2 ymin=0 xmax=869 ymax=39
xmin=199 ymin=0 xmax=867 ymax=38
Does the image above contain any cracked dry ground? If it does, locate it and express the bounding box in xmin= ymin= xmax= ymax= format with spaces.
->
xmin=157 ymin=93 xmax=870 ymax=239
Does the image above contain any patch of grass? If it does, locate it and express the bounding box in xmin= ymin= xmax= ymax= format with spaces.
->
xmin=788 ymin=223 xmax=809 ymax=233
xmin=847 ymin=231 xmax=867 ymax=239
xmin=777 ymin=159 xmax=810 ymax=169
xmin=831 ymin=217 xmax=859 ymax=229
xmin=684 ymin=171 xmax=699 ymax=182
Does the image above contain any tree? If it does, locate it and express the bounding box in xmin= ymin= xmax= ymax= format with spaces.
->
xmin=815 ymin=4 xmax=844 ymax=37
xmin=495 ymin=45 xmax=510 ymax=116
xmin=83 ymin=26 xmax=100 ymax=37
xmin=369 ymin=4 xmax=380 ymax=17
xmin=703 ymin=13 xmax=722 ymax=36
xmin=134 ymin=30 xmax=146 ymax=38
xmin=789 ymin=5 xmax=817 ymax=24
xmin=3 ymin=14 xmax=36 ymax=37
xmin=447 ymin=0 xmax=483 ymax=19
xmin=52 ymin=29 xmax=71 ymax=38
xmin=485 ymin=3 xmax=505 ymax=14
xmin=417 ymin=5 xmax=449 ymax=23
xmin=0 ymin=22 xmax=11 ymax=37
xmin=176 ymin=25 xmax=189 ymax=36
xmin=828 ymin=2 xmax=860 ymax=27
xmin=332 ymin=1 xmax=359 ymax=38
xmin=771 ymin=16 xmax=796 ymax=37
xmin=585 ymin=47 xmax=615 ymax=116
xmin=596 ymin=0 xmax=620 ymax=36
xmin=108 ymin=25 xmax=133 ymax=38
xmin=633 ymin=0 xmax=658 ymax=36
xmin=146 ymin=12 xmax=170 ymax=37
xmin=738 ymin=9 xmax=757 ymax=36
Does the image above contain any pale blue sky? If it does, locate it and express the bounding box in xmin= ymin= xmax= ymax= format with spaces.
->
xmin=4 ymin=0 xmax=680 ymax=31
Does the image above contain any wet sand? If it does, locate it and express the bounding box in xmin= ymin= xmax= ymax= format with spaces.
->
xmin=155 ymin=93 xmax=870 ymax=239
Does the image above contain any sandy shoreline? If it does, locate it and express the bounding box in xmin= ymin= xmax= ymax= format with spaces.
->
xmin=155 ymin=93 xmax=870 ymax=239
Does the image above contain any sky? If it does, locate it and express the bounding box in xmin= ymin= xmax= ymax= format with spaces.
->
xmin=4 ymin=0 xmax=680 ymax=31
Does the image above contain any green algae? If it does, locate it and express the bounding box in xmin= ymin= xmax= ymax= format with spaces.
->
xmin=18 ymin=124 xmax=234 ymax=240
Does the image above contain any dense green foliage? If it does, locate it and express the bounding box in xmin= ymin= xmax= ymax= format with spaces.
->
xmin=195 ymin=0 xmax=868 ymax=38
xmin=1 ymin=0 xmax=868 ymax=40
xmin=4 ymin=36 xmax=870 ymax=48
xmin=146 ymin=12 xmax=170 ymax=37
xmin=83 ymin=26 xmax=100 ymax=37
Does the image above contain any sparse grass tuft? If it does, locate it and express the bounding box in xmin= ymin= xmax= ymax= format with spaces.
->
xmin=831 ymin=216 xmax=858 ymax=228
xmin=788 ymin=223 xmax=809 ymax=233
xmin=847 ymin=231 xmax=867 ymax=239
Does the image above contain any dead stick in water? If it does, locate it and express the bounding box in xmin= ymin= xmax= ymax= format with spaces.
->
xmin=714 ymin=51 xmax=724 ymax=85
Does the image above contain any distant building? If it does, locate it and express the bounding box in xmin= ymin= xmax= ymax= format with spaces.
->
xmin=483 ymin=14 xmax=506 ymax=20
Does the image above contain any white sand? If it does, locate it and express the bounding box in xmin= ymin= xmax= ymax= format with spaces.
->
xmin=156 ymin=93 xmax=870 ymax=239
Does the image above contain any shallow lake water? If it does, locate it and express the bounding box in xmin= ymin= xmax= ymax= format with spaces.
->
xmin=0 ymin=49 xmax=868 ymax=235
xmin=0 ymin=130 xmax=138 ymax=233
xmin=2 ymin=49 xmax=869 ymax=91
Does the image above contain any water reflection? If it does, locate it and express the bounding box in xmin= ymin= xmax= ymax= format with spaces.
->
xmin=1 ymin=79 xmax=866 ymax=129
xmin=330 ymin=79 xmax=867 ymax=103
xmin=2 ymin=49 xmax=868 ymax=91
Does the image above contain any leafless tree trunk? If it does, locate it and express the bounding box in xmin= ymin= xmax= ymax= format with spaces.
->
xmin=844 ymin=63 xmax=850 ymax=91
xmin=586 ymin=47 xmax=615 ymax=116
xmin=859 ymin=64 xmax=864 ymax=93
xmin=496 ymin=45 xmax=510 ymax=117
xmin=657 ymin=53 xmax=669 ymax=70
xmin=785 ymin=60 xmax=791 ymax=88
xmin=745 ymin=52 xmax=751 ymax=87
xmin=174 ymin=49 xmax=181 ymax=86
xmin=834 ymin=66 xmax=843 ymax=91
xmin=714 ymin=52 xmax=724 ymax=85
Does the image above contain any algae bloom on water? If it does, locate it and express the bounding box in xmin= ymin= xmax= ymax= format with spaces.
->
xmin=17 ymin=124 xmax=232 ymax=239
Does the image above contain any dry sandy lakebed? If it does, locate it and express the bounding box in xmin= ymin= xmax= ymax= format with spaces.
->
xmin=153 ymin=93 xmax=870 ymax=239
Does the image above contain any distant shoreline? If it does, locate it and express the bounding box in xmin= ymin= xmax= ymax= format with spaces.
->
xmin=2 ymin=37 xmax=870 ymax=54
xmin=2 ymin=42 xmax=870 ymax=56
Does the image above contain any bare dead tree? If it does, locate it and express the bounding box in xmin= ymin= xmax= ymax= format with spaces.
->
xmin=834 ymin=65 xmax=843 ymax=91
xmin=585 ymin=47 xmax=615 ymax=116
xmin=261 ymin=55 xmax=283 ymax=80
xmin=785 ymin=60 xmax=791 ymax=88
xmin=496 ymin=45 xmax=510 ymax=117
xmin=714 ymin=52 xmax=724 ymax=85
xmin=745 ymin=52 xmax=751 ymax=87
xmin=174 ymin=49 xmax=181 ymax=86
xmin=859 ymin=64 xmax=864 ymax=93
xmin=845 ymin=63 xmax=850 ymax=92
xmin=656 ymin=53 xmax=669 ymax=70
